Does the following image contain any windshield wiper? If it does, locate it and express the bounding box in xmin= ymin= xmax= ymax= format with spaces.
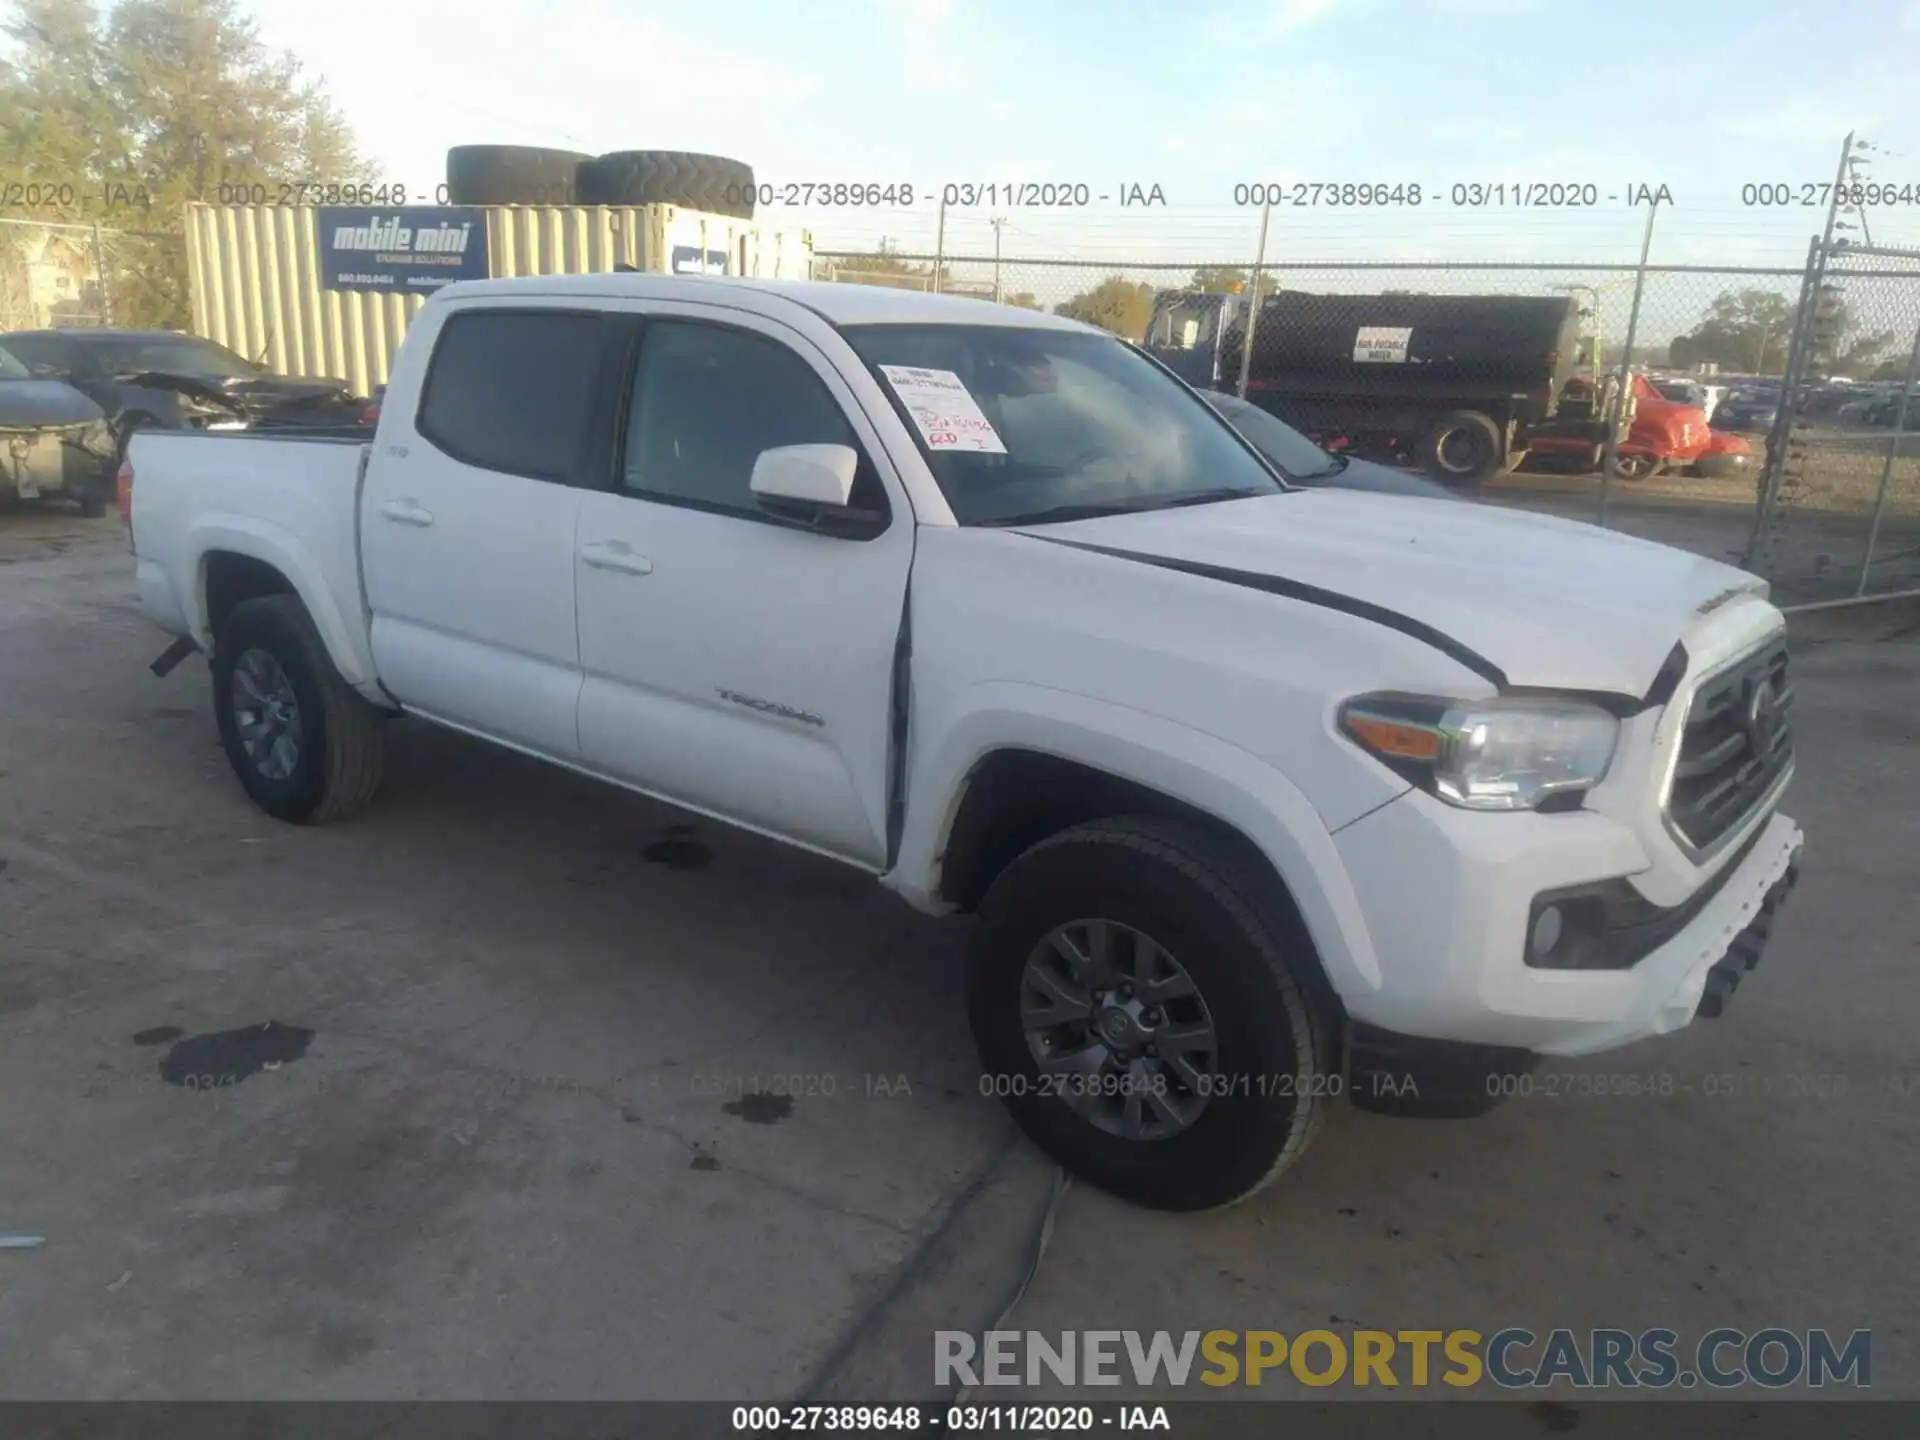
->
xmin=1143 ymin=486 xmax=1271 ymax=509
xmin=1290 ymin=454 xmax=1351 ymax=480
xmin=986 ymin=488 xmax=1271 ymax=527
xmin=981 ymin=501 xmax=1150 ymax=527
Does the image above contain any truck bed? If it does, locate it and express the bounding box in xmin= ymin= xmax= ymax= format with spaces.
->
xmin=127 ymin=428 xmax=384 ymax=698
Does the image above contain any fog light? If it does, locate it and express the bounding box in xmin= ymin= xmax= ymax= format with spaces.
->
xmin=1530 ymin=904 xmax=1565 ymax=959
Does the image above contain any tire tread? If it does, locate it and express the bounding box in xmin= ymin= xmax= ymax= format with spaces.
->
xmin=219 ymin=596 xmax=384 ymax=823
xmin=983 ymin=815 xmax=1332 ymax=1208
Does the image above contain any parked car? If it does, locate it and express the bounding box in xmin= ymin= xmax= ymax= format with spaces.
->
xmin=1199 ymin=390 xmax=1455 ymax=499
xmin=0 ymin=329 xmax=365 ymax=461
xmin=1859 ymin=390 xmax=1910 ymax=426
xmin=1652 ymin=375 xmax=1725 ymax=423
xmin=1714 ymin=388 xmax=1781 ymax=435
xmin=0 ymin=342 xmax=116 ymax=514
xmin=125 ymin=276 xmax=1804 ymax=1212
xmin=1144 ymin=289 xmax=1585 ymax=487
xmin=1532 ymin=372 xmax=1754 ymax=480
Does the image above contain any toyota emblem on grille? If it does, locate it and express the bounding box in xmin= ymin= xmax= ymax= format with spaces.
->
xmin=1743 ymin=675 xmax=1782 ymax=750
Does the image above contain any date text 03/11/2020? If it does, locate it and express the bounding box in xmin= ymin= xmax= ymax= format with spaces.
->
xmin=731 ymin=1405 xmax=1173 ymax=1432
xmin=720 ymin=182 xmax=1170 ymax=208
xmin=1228 ymin=181 xmax=1676 ymax=207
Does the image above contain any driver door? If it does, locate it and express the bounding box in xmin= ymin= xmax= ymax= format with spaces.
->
xmin=574 ymin=307 xmax=915 ymax=868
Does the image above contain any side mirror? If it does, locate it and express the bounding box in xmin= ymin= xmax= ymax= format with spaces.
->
xmin=750 ymin=443 xmax=885 ymax=537
xmin=750 ymin=442 xmax=857 ymax=508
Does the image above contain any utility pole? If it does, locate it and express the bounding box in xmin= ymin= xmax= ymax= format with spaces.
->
xmin=990 ymin=216 xmax=1005 ymax=304
xmin=1235 ymin=199 xmax=1272 ymax=399
xmin=932 ymin=194 xmax=947 ymax=295
xmin=91 ymin=221 xmax=112 ymax=325
xmin=1596 ymin=200 xmax=1659 ymax=527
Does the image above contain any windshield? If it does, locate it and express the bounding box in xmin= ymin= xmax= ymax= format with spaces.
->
xmin=1200 ymin=391 xmax=1344 ymax=478
xmin=0 ymin=346 xmax=29 ymax=381
xmin=842 ymin=323 xmax=1283 ymax=525
xmin=86 ymin=336 xmax=263 ymax=379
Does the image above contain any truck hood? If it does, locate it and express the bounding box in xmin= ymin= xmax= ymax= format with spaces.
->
xmin=1015 ymin=489 xmax=1764 ymax=699
xmin=122 ymin=371 xmax=359 ymax=417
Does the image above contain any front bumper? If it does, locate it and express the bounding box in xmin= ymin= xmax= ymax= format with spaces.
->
xmin=1331 ymin=791 xmax=1804 ymax=1057
xmin=0 ymin=425 xmax=115 ymax=499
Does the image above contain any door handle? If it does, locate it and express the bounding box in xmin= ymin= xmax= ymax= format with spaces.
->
xmin=379 ymin=498 xmax=434 ymax=527
xmin=579 ymin=540 xmax=655 ymax=576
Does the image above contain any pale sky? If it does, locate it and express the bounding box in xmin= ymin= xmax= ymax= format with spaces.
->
xmin=240 ymin=0 xmax=1920 ymax=270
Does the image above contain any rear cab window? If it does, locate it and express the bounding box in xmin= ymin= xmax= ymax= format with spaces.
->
xmin=416 ymin=308 xmax=612 ymax=484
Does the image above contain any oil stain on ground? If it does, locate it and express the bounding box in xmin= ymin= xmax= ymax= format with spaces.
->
xmin=132 ymin=1025 xmax=184 ymax=1047
xmin=642 ymin=821 xmax=713 ymax=871
xmin=158 ymin=1020 xmax=313 ymax=1089
xmin=723 ymin=1092 xmax=793 ymax=1124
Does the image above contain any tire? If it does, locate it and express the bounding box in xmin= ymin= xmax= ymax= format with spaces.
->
xmin=1611 ymin=451 xmax=1665 ymax=481
xmin=574 ymin=151 xmax=755 ymax=218
xmin=444 ymin=145 xmax=590 ymax=206
xmin=968 ymin=817 xmax=1334 ymax=1211
xmin=1417 ymin=410 xmax=1504 ymax=487
xmin=211 ymin=595 xmax=385 ymax=824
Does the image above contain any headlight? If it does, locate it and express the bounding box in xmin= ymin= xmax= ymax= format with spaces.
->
xmin=1339 ymin=693 xmax=1620 ymax=811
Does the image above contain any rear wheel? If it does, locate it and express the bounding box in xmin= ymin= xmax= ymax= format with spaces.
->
xmin=968 ymin=817 xmax=1333 ymax=1211
xmin=1418 ymin=410 xmax=1504 ymax=487
xmin=211 ymin=596 xmax=385 ymax=824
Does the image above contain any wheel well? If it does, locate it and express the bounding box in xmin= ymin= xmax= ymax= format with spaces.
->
xmin=203 ymin=552 xmax=295 ymax=643
xmin=939 ymin=749 xmax=1347 ymax=1022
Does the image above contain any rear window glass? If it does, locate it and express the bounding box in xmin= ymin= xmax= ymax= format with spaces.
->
xmin=417 ymin=310 xmax=605 ymax=482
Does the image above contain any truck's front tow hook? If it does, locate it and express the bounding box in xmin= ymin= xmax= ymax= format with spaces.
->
xmin=149 ymin=636 xmax=201 ymax=677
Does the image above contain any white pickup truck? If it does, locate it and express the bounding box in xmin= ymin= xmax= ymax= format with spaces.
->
xmin=126 ymin=275 xmax=1803 ymax=1211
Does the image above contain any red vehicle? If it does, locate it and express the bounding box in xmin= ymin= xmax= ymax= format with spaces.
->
xmin=1531 ymin=372 xmax=1754 ymax=480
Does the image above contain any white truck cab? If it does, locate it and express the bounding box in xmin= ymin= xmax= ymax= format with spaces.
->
xmin=126 ymin=275 xmax=1803 ymax=1210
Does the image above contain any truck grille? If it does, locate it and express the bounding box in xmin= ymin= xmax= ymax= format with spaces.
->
xmin=1666 ymin=640 xmax=1793 ymax=855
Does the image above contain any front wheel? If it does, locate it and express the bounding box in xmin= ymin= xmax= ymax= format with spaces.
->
xmin=1611 ymin=450 xmax=1665 ymax=481
xmin=211 ymin=595 xmax=386 ymax=823
xmin=968 ymin=817 xmax=1334 ymax=1210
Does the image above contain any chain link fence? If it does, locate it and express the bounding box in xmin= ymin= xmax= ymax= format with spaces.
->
xmin=1745 ymin=242 xmax=1920 ymax=603
xmin=815 ymin=249 xmax=1920 ymax=604
xmin=0 ymin=219 xmax=125 ymax=331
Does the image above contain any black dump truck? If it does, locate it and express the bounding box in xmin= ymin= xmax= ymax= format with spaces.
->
xmin=1142 ymin=289 xmax=1587 ymax=486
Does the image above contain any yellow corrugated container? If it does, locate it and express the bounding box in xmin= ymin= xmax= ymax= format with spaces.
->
xmin=185 ymin=203 xmax=814 ymax=396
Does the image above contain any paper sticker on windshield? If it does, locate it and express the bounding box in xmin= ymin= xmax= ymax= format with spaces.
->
xmin=1353 ymin=326 xmax=1412 ymax=363
xmin=879 ymin=365 xmax=1008 ymax=453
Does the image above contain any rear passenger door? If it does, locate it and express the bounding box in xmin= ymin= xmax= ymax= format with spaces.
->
xmin=574 ymin=310 xmax=915 ymax=868
xmin=361 ymin=304 xmax=621 ymax=759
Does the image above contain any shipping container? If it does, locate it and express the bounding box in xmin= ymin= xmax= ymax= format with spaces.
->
xmin=185 ymin=203 xmax=813 ymax=397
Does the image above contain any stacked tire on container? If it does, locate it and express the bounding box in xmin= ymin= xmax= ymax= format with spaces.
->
xmin=444 ymin=147 xmax=756 ymax=217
